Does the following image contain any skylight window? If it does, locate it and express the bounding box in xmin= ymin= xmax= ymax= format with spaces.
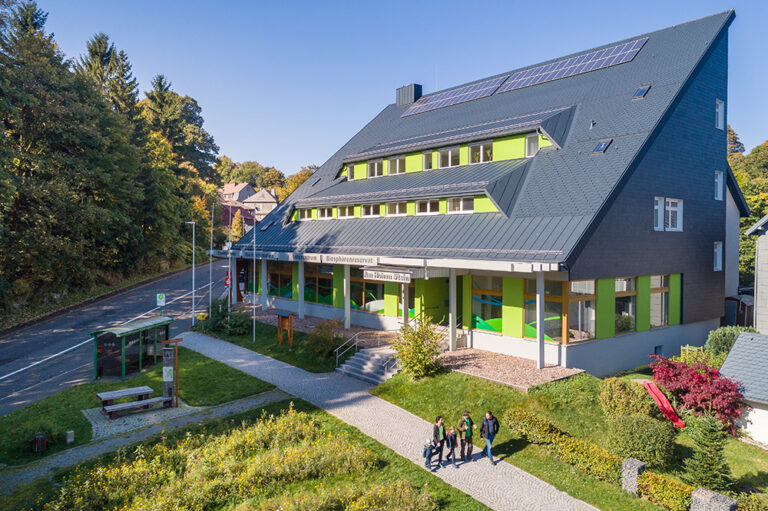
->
xmin=632 ymin=84 xmax=651 ymax=99
xmin=593 ymin=140 xmax=612 ymax=154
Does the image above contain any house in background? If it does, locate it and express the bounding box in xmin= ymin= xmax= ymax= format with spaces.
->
xmin=243 ymin=188 xmax=279 ymax=222
xmin=746 ymin=214 xmax=768 ymax=332
xmin=213 ymin=11 xmax=748 ymax=376
xmin=720 ymin=332 xmax=768 ymax=444
xmin=220 ymin=182 xmax=256 ymax=203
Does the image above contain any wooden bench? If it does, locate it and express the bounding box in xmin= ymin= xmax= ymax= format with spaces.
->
xmin=103 ymin=396 xmax=172 ymax=420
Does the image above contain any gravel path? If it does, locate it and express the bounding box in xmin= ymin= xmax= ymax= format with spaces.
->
xmin=0 ymin=389 xmax=289 ymax=493
xmin=181 ymin=331 xmax=596 ymax=511
xmin=439 ymin=349 xmax=583 ymax=391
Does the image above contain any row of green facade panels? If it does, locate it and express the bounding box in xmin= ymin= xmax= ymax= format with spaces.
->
xmin=291 ymin=195 xmax=498 ymax=221
xmin=246 ymin=262 xmax=681 ymax=343
xmin=339 ymin=132 xmax=552 ymax=180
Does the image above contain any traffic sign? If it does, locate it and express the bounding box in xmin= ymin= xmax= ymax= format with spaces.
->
xmin=224 ymin=277 xmax=231 ymax=286
xmin=156 ymin=293 xmax=166 ymax=307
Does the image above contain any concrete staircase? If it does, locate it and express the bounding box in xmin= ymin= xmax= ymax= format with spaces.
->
xmin=336 ymin=346 xmax=400 ymax=385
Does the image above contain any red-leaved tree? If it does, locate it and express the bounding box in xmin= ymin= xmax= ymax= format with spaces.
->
xmin=650 ymin=355 xmax=743 ymax=436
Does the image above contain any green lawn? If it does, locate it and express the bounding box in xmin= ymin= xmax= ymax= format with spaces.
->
xmin=1 ymin=399 xmax=488 ymax=511
xmin=195 ymin=318 xmax=345 ymax=373
xmin=372 ymin=370 xmax=768 ymax=510
xmin=0 ymin=346 xmax=273 ymax=466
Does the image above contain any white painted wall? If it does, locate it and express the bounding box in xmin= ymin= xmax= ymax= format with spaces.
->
xmin=725 ymin=189 xmax=740 ymax=298
xmin=253 ymin=296 xmax=401 ymax=331
xmin=756 ymin=235 xmax=768 ymax=333
xmin=737 ymin=400 xmax=768 ymax=445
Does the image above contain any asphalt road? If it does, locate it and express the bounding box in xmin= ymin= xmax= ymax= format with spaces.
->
xmin=0 ymin=260 xmax=230 ymax=417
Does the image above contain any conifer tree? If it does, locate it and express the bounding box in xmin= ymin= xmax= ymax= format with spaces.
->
xmin=683 ymin=413 xmax=733 ymax=492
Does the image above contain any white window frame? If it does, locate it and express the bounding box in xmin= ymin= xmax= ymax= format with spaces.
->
xmin=362 ymin=204 xmax=378 ymax=217
xmin=715 ymin=99 xmax=725 ymax=130
xmin=388 ymin=155 xmax=406 ymax=175
xmin=387 ymin=201 xmax=407 ymax=216
xmin=438 ymin=146 xmax=460 ymax=169
xmin=447 ymin=196 xmax=474 ymax=214
xmin=469 ymin=141 xmax=493 ymax=164
xmin=416 ymin=199 xmax=440 ymax=216
xmin=347 ymin=164 xmax=355 ymax=181
xmin=337 ymin=205 xmax=354 ymax=219
xmin=525 ymin=133 xmax=540 ymax=158
xmin=318 ymin=207 xmax=333 ymax=220
xmin=654 ymin=197 xmax=683 ymax=232
xmin=714 ymin=241 xmax=723 ymax=271
xmin=714 ymin=170 xmax=724 ymax=201
xmin=367 ymin=160 xmax=383 ymax=178
xmin=298 ymin=208 xmax=311 ymax=221
xmin=423 ymin=151 xmax=433 ymax=171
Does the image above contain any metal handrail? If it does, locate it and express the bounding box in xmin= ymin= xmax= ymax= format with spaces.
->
xmin=334 ymin=329 xmax=397 ymax=368
xmin=335 ymin=331 xmax=362 ymax=368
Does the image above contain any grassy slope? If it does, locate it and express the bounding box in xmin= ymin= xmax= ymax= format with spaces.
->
xmin=0 ymin=346 xmax=273 ymax=465
xmin=373 ymin=369 xmax=768 ymax=510
xmin=196 ymin=319 xmax=343 ymax=373
xmin=2 ymin=399 xmax=488 ymax=511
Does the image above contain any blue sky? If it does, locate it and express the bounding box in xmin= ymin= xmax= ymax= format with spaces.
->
xmin=39 ymin=0 xmax=767 ymax=176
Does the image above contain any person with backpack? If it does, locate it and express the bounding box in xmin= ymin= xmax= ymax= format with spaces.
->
xmin=457 ymin=410 xmax=476 ymax=462
xmin=480 ymin=410 xmax=500 ymax=464
xmin=429 ymin=415 xmax=446 ymax=470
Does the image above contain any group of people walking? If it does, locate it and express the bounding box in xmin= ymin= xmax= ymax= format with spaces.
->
xmin=424 ymin=410 xmax=499 ymax=471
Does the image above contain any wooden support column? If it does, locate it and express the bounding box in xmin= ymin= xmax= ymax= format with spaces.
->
xmin=261 ymin=259 xmax=268 ymax=311
xmin=298 ymin=261 xmax=305 ymax=319
xmin=536 ymin=272 xmax=545 ymax=370
xmin=343 ymin=264 xmax=351 ymax=330
xmin=449 ymin=268 xmax=457 ymax=351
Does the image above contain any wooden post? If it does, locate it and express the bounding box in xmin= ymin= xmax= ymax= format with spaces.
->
xmin=162 ymin=346 xmax=174 ymax=408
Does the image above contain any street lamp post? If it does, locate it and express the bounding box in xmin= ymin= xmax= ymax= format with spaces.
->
xmin=252 ymin=205 xmax=257 ymax=343
xmin=186 ymin=221 xmax=196 ymax=325
xmin=209 ymin=201 xmax=214 ymax=313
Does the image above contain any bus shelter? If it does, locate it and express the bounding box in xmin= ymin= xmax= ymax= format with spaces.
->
xmin=92 ymin=316 xmax=173 ymax=379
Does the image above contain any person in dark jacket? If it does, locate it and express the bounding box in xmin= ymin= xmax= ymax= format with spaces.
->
xmin=480 ymin=410 xmax=500 ymax=463
xmin=444 ymin=425 xmax=458 ymax=468
xmin=429 ymin=415 xmax=446 ymax=470
xmin=457 ymin=410 xmax=476 ymax=462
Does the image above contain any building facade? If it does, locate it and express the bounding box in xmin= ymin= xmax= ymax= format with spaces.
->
xmin=215 ymin=11 xmax=747 ymax=376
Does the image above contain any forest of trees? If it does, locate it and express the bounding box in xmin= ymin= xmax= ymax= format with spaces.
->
xmin=0 ymin=1 xmax=313 ymax=314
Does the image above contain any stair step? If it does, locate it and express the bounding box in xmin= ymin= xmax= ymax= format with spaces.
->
xmin=336 ymin=367 xmax=391 ymax=385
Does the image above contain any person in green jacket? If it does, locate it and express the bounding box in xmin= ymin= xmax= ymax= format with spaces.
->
xmin=457 ymin=410 xmax=476 ymax=462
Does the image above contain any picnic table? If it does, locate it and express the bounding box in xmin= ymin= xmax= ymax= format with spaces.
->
xmin=96 ymin=386 xmax=171 ymax=419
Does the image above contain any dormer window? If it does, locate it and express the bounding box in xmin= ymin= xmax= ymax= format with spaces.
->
xmin=469 ymin=141 xmax=493 ymax=164
xmin=298 ymin=209 xmax=311 ymax=221
xmin=438 ymin=147 xmax=460 ymax=168
xmin=338 ymin=206 xmax=354 ymax=219
xmin=368 ymin=160 xmax=383 ymax=178
xmin=362 ymin=204 xmax=378 ymax=217
xmin=318 ymin=207 xmax=333 ymax=220
xmin=387 ymin=202 xmax=407 ymax=216
xmin=347 ymin=164 xmax=355 ymax=181
xmin=525 ymin=133 xmax=539 ymax=158
xmin=389 ymin=156 xmax=405 ymax=175
xmin=448 ymin=197 xmax=474 ymax=214
xmin=417 ymin=199 xmax=440 ymax=215
xmin=423 ymin=151 xmax=433 ymax=170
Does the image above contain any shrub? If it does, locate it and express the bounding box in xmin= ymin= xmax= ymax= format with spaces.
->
xmin=605 ymin=414 xmax=675 ymax=467
xmin=226 ymin=312 xmax=251 ymax=336
xmin=650 ymin=355 xmax=743 ymax=435
xmin=705 ymin=326 xmax=756 ymax=355
xmin=673 ymin=347 xmax=728 ymax=370
xmin=306 ymin=319 xmax=343 ymax=357
xmin=502 ymin=408 xmax=622 ymax=484
xmin=637 ymin=471 xmax=694 ymax=511
xmin=599 ymin=377 xmax=658 ymax=419
xmin=735 ymin=493 xmax=768 ymax=511
xmin=392 ymin=317 xmax=442 ymax=378
xmin=683 ymin=413 xmax=733 ymax=492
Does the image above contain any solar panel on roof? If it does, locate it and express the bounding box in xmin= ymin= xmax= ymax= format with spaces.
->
xmin=497 ymin=37 xmax=649 ymax=94
xmin=402 ymin=75 xmax=509 ymax=117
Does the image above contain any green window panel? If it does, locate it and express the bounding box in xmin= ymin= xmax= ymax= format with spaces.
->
xmin=354 ymin=205 xmax=362 ymax=218
xmin=292 ymin=264 xmax=299 ymax=301
xmin=384 ymin=282 xmax=399 ymax=317
xmin=405 ymin=152 xmax=422 ymax=172
xmin=414 ymin=279 xmax=424 ymax=319
xmin=333 ymin=266 xmax=345 ymax=309
xmin=459 ymin=145 xmax=469 ymax=165
xmin=353 ymin=162 xmax=367 ymax=180
xmin=596 ymin=278 xmax=615 ymax=339
xmin=474 ymin=195 xmax=499 ymax=213
xmin=636 ymin=275 xmax=651 ymax=332
xmin=379 ymin=203 xmax=386 ymax=216
xmin=407 ymin=201 xmax=416 ymax=215
xmin=332 ymin=207 xmax=339 ymax=219
xmin=382 ymin=159 xmax=389 ymax=176
xmin=311 ymin=208 xmax=318 ymax=220
xmin=669 ymin=273 xmax=681 ymax=325
xmin=492 ymin=134 xmax=526 ymax=161
xmin=439 ymin=198 xmax=448 ymax=214
xmin=502 ymin=277 xmax=524 ymax=337
xmin=431 ymin=150 xmax=438 ymax=169
xmin=539 ymin=135 xmax=552 ymax=148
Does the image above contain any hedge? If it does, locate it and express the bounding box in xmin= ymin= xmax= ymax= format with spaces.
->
xmin=637 ymin=471 xmax=694 ymax=511
xmin=502 ymin=408 xmax=622 ymax=484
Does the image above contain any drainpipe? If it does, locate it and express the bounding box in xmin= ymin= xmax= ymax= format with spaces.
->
xmin=536 ymin=271 xmax=545 ymax=369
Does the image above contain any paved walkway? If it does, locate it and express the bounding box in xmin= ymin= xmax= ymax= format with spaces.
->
xmin=0 ymin=389 xmax=289 ymax=493
xmin=181 ymin=331 xmax=596 ymax=511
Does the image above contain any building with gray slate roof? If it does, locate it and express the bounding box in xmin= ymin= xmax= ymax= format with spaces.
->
xmin=746 ymin=214 xmax=768 ymax=332
xmin=720 ymin=332 xmax=768 ymax=444
xmin=213 ymin=11 xmax=748 ymax=376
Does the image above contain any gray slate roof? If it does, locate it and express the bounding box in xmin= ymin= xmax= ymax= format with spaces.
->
xmin=236 ymin=11 xmax=737 ymax=264
xmin=746 ymin=213 xmax=768 ymax=237
xmin=720 ymin=332 xmax=768 ymax=405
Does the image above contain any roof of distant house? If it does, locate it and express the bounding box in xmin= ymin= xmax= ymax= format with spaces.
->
xmin=220 ymin=182 xmax=252 ymax=195
xmin=720 ymin=332 xmax=768 ymax=405
xmin=243 ymin=189 xmax=278 ymax=204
